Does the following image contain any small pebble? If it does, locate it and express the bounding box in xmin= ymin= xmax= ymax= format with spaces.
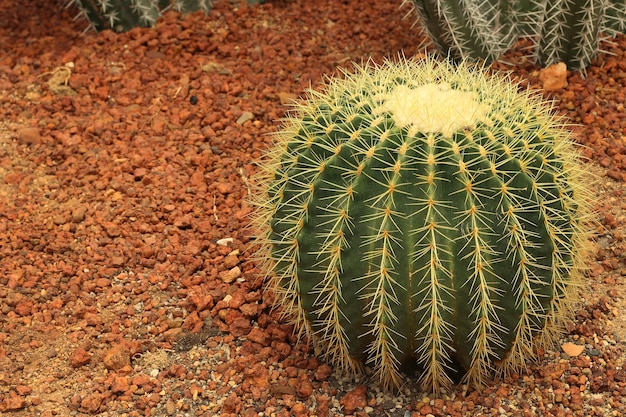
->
xmin=236 ymin=111 xmax=254 ymax=125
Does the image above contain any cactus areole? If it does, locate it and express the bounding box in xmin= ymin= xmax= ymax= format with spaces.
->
xmin=249 ymin=57 xmax=593 ymax=393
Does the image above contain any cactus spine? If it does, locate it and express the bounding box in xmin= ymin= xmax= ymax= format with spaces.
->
xmin=66 ymin=0 xmax=212 ymax=32
xmin=250 ymin=57 xmax=593 ymax=393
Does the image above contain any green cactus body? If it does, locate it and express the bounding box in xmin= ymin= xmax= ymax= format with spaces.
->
xmin=66 ymin=0 xmax=212 ymax=32
xmin=250 ymin=57 xmax=593 ymax=393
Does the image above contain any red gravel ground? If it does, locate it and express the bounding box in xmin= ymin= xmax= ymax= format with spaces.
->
xmin=1 ymin=0 xmax=626 ymax=416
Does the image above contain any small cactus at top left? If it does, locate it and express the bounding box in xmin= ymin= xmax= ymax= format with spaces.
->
xmin=66 ymin=0 xmax=212 ymax=32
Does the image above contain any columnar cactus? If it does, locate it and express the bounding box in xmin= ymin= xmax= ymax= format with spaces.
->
xmin=66 ymin=0 xmax=212 ymax=32
xmin=534 ymin=0 xmax=607 ymax=70
xmin=407 ymin=0 xmax=520 ymax=62
xmin=249 ymin=57 xmax=593 ymax=393
xmin=404 ymin=0 xmax=626 ymax=70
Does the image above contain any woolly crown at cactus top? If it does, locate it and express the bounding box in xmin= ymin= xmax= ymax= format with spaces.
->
xmin=249 ymin=56 xmax=594 ymax=394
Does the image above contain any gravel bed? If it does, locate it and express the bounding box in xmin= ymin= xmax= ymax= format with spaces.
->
xmin=0 ymin=0 xmax=625 ymax=416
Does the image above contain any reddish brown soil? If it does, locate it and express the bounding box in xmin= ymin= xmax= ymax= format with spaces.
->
xmin=1 ymin=0 xmax=625 ymax=416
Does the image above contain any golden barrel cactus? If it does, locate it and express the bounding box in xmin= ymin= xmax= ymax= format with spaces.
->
xmin=249 ymin=57 xmax=594 ymax=393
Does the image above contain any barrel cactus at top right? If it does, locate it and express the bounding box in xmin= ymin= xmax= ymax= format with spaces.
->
xmin=405 ymin=0 xmax=626 ymax=70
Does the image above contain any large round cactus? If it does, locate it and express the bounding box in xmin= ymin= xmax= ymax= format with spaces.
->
xmin=249 ymin=57 xmax=593 ymax=393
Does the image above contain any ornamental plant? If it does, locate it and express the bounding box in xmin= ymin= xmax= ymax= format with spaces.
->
xmin=405 ymin=0 xmax=626 ymax=70
xmin=66 ymin=0 xmax=212 ymax=32
xmin=249 ymin=57 xmax=594 ymax=393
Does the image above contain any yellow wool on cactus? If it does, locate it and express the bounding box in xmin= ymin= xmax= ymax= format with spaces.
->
xmin=249 ymin=56 xmax=594 ymax=393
